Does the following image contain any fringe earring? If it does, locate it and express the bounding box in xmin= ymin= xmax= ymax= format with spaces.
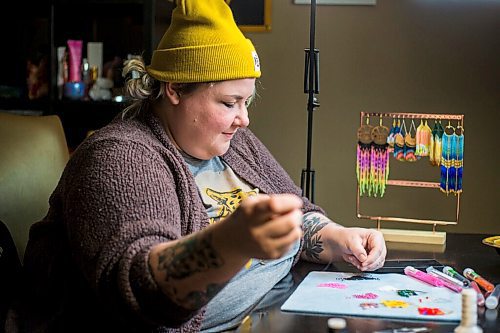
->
xmin=387 ymin=116 xmax=398 ymax=148
xmin=404 ymin=119 xmax=417 ymax=162
xmin=429 ymin=121 xmax=437 ymax=165
xmin=430 ymin=121 xmax=444 ymax=166
xmin=454 ymin=124 xmax=464 ymax=193
xmin=440 ymin=122 xmax=455 ymax=194
xmin=370 ymin=121 xmax=390 ymax=197
xmin=416 ymin=119 xmax=432 ymax=157
xmin=357 ymin=119 xmax=373 ymax=197
xmin=394 ymin=119 xmax=405 ymax=161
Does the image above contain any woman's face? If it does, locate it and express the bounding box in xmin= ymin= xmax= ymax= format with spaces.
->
xmin=166 ymin=78 xmax=255 ymax=160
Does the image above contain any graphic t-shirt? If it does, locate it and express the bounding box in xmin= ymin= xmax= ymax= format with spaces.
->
xmin=185 ymin=154 xmax=259 ymax=224
xmin=183 ymin=154 xmax=299 ymax=333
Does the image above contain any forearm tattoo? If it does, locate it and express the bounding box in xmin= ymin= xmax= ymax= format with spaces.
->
xmin=302 ymin=214 xmax=328 ymax=262
xmin=155 ymin=234 xmax=226 ymax=309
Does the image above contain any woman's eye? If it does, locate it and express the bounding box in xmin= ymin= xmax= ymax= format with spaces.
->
xmin=223 ymin=102 xmax=235 ymax=108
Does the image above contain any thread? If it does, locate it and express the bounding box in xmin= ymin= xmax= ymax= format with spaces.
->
xmin=454 ymin=288 xmax=483 ymax=333
xmin=328 ymin=317 xmax=346 ymax=333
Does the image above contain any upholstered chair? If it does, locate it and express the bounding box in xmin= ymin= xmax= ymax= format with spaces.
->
xmin=0 ymin=112 xmax=69 ymax=262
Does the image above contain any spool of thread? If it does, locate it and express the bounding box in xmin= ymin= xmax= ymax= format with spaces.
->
xmin=328 ymin=317 xmax=346 ymax=333
xmin=454 ymin=288 xmax=483 ymax=333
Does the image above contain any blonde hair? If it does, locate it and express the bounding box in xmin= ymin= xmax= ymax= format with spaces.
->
xmin=122 ymin=57 xmax=217 ymax=119
xmin=122 ymin=57 xmax=163 ymax=119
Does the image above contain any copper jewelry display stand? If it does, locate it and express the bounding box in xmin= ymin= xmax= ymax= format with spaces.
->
xmin=356 ymin=112 xmax=465 ymax=245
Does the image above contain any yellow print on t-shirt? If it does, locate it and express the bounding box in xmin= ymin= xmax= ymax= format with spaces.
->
xmin=206 ymin=188 xmax=257 ymax=224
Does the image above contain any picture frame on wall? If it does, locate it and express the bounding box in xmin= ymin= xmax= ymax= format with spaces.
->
xmin=227 ymin=0 xmax=272 ymax=32
xmin=294 ymin=0 xmax=375 ymax=5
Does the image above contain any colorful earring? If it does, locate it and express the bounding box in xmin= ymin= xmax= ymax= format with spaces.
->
xmin=404 ymin=119 xmax=417 ymax=162
xmin=431 ymin=120 xmax=444 ymax=166
xmin=394 ymin=118 xmax=406 ymax=162
xmin=440 ymin=122 xmax=456 ymax=194
xmin=454 ymin=123 xmax=464 ymax=193
xmin=357 ymin=117 xmax=374 ymax=197
xmin=416 ymin=119 xmax=432 ymax=157
xmin=370 ymin=117 xmax=390 ymax=197
xmin=387 ymin=116 xmax=398 ymax=148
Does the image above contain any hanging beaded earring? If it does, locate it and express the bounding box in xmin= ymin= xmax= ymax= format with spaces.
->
xmin=440 ymin=121 xmax=455 ymax=194
xmin=387 ymin=116 xmax=398 ymax=148
xmin=404 ymin=119 xmax=417 ymax=162
xmin=430 ymin=120 xmax=444 ymax=166
xmin=454 ymin=122 xmax=464 ymax=193
xmin=416 ymin=119 xmax=424 ymax=157
xmin=394 ymin=118 xmax=406 ymax=162
xmin=357 ymin=115 xmax=373 ymax=196
xmin=434 ymin=120 xmax=444 ymax=166
xmin=370 ymin=116 xmax=390 ymax=197
xmin=429 ymin=121 xmax=437 ymax=165
xmin=416 ymin=119 xmax=432 ymax=158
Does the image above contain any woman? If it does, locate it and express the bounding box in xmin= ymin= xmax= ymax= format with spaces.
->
xmin=11 ymin=0 xmax=386 ymax=332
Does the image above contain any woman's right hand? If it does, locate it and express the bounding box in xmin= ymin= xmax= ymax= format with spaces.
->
xmin=148 ymin=193 xmax=303 ymax=310
xmin=224 ymin=193 xmax=304 ymax=260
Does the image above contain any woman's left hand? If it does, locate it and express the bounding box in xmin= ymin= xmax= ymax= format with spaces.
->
xmin=330 ymin=227 xmax=387 ymax=272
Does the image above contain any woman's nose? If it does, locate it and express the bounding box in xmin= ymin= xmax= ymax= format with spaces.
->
xmin=235 ymin=106 xmax=249 ymax=128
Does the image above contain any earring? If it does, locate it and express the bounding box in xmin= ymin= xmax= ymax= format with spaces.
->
xmin=416 ymin=119 xmax=432 ymax=157
xmin=370 ymin=119 xmax=390 ymax=197
xmin=394 ymin=119 xmax=406 ymax=162
xmin=404 ymin=119 xmax=417 ymax=162
xmin=440 ymin=122 xmax=455 ymax=194
xmin=357 ymin=117 xmax=373 ymax=197
xmin=387 ymin=116 xmax=398 ymax=148
xmin=454 ymin=123 xmax=464 ymax=193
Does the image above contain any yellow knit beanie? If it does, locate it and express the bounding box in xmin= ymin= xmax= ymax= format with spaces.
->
xmin=147 ymin=0 xmax=261 ymax=83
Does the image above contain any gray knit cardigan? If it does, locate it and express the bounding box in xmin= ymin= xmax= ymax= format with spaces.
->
xmin=11 ymin=111 xmax=323 ymax=333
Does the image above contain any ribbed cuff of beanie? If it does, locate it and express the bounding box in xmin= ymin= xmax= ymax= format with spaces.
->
xmin=147 ymin=39 xmax=261 ymax=83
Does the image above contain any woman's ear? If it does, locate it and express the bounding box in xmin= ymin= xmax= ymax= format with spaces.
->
xmin=165 ymin=82 xmax=181 ymax=105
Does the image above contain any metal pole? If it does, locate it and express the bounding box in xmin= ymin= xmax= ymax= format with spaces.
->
xmin=301 ymin=0 xmax=320 ymax=203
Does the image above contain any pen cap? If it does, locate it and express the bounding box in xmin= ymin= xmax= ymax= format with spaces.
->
xmin=404 ymin=266 xmax=416 ymax=274
xmin=443 ymin=266 xmax=455 ymax=275
xmin=463 ymin=268 xmax=477 ymax=279
xmin=485 ymin=285 xmax=500 ymax=310
xmin=485 ymin=295 xmax=499 ymax=310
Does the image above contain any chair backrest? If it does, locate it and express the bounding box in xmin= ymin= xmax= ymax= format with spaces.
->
xmin=0 ymin=112 xmax=69 ymax=262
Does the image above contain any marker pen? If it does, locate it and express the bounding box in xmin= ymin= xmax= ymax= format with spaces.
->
xmin=470 ymin=281 xmax=486 ymax=307
xmin=463 ymin=268 xmax=495 ymax=293
xmin=404 ymin=266 xmax=443 ymax=287
xmin=442 ymin=266 xmax=470 ymax=287
xmin=425 ymin=268 xmax=462 ymax=293
xmin=485 ymin=284 xmax=500 ymax=310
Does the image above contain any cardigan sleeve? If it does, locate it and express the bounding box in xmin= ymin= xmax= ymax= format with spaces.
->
xmin=60 ymin=136 xmax=205 ymax=328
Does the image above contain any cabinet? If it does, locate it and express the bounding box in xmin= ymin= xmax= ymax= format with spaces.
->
xmin=0 ymin=0 xmax=166 ymax=151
